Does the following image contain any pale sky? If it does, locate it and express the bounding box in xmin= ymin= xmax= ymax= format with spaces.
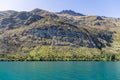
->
xmin=0 ymin=0 xmax=120 ymax=18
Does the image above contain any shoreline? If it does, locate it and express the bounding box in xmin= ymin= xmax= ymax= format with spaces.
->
xmin=0 ymin=59 xmax=118 ymax=62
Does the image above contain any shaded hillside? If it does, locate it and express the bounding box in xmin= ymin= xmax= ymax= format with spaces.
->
xmin=57 ymin=10 xmax=85 ymax=16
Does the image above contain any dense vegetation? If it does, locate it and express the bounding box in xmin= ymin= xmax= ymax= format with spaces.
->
xmin=0 ymin=46 xmax=120 ymax=61
xmin=0 ymin=8 xmax=120 ymax=61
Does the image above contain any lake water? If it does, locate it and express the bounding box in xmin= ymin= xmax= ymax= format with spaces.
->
xmin=0 ymin=61 xmax=120 ymax=80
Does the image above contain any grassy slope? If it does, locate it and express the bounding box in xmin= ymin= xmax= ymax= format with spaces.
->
xmin=0 ymin=24 xmax=119 ymax=61
xmin=0 ymin=15 xmax=120 ymax=61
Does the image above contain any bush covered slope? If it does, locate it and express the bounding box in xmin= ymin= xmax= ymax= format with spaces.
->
xmin=0 ymin=8 xmax=120 ymax=61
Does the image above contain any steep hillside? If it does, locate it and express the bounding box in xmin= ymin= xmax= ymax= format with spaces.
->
xmin=0 ymin=9 xmax=120 ymax=61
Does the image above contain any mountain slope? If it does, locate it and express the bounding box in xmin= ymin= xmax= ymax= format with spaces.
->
xmin=0 ymin=18 xmax=113 ymax=51
xmin=0 ymin=8 xmax=119 ymax=61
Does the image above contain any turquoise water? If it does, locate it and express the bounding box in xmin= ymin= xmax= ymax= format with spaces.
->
xmin=0 ymin=61 xmax=120 ymax=80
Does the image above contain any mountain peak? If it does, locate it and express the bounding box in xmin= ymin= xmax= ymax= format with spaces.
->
xmin=57 ymin=10 xmax=85 ymax=16
xmin=31 ymin=8 xmax=45 ymax=15
xmin=31 ymin=8 xmax=43 ymax=11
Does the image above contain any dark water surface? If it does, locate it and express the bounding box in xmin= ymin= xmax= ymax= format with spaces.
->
xmin=0 ymin=61 xmax=120 ymax=80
